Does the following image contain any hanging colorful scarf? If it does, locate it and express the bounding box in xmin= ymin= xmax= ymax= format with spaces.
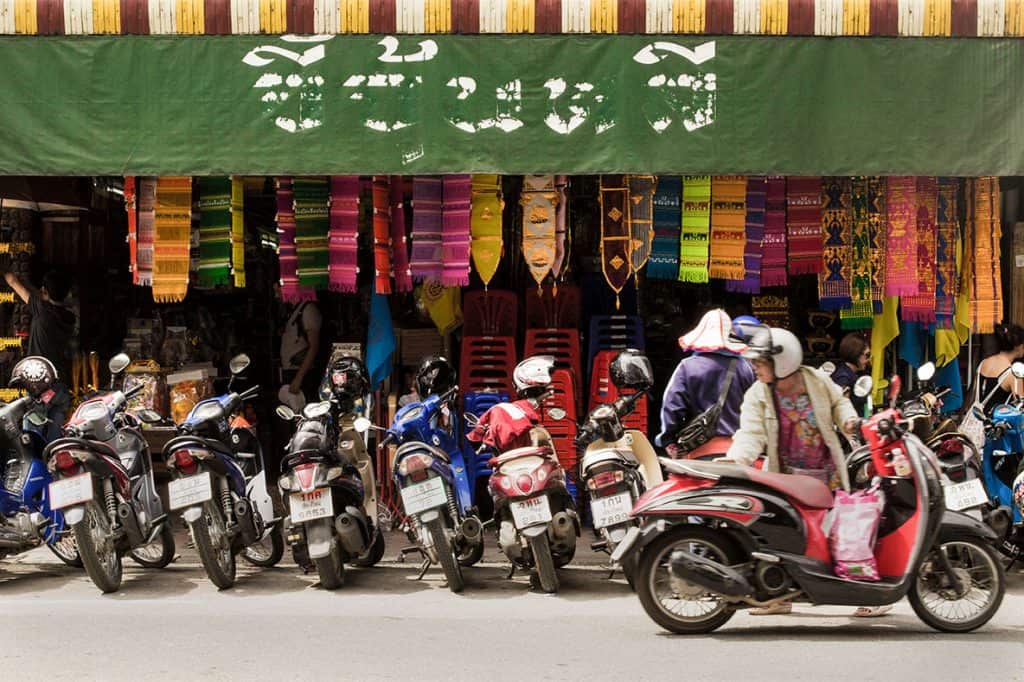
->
xmin=867 ymin=177 xmax=886 ymax=313
xmin=328 ymin=176 xmax=360 ymax=293
xmin=627 ymin=175 xmax=656 ymax=276
xmin=648 ymin=176 xmax=681 ymax=280
xmin=125 ymin=177 xmax=138 ymax=285
xmin=752 ymin=294 xmax=791 ymax=329
xmin=419 ymin=279 xmax=463 ymax=335
xmin=410 ymin=176 xmax=444 ymax=281
xmin=840 ymin=177 xmax=875 ymax=329
xmin=196 ymin=177 xmax=232 ymax=288
xmin=726 ymin=176 xmax=765 ymax=294
xmin=934 ymin=177 xmax=959 ymax=328
xmin=292 ymin=177 xmax=330 ymax=291
xmin=901 ymin=177 xmax=939 ymax=323
xmin=441 ymin=175 xmax=472 ymax=287
xmin=970 ymin=177 xmax=1002 ymax=334
xmin=470 ymin=174 xmax=503 ymax=288
xmin=277 ymin=178 xmax=315 ymax=304
xmin=600 ymin=175 xmax=632 ymax=309
xmin=761 ymin=176 xmax=788 ymax=287
xmin=136 ymin=178 xmax=156 ymax=287
xmin=391 ymin=176 xmax=413 ymax=293
xmin=679 ymin=175 xmax=711 ymax=283
xmin=786 ymin=176 xmax=823 ymax=276
xmin=817 ymin=177 xmax=853 ymax=310
xmin=151 ymin=176 xmax=192 ymax=303
xmin=230 ymin=177 xmax=245 ymax=288
xmin=708 ymin=176 xmax=747 ymax=280
xmin=884 ymin=176 xmax=918 ymax=296
xmin=521 ymin=175 xmax=559 ymax=292
xmin=553 ymin=176 xmax=570 ymax=279
xmin=372 ymin=176 xmax=393 ymax=294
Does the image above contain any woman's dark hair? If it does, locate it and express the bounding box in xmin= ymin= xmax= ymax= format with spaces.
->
xmin=42 ymin=270 xmax=71 ymax=303
xmin=838 ymin=332 xmax=869 ymax=365
xmin=994 ymin=323 xmax=1024 ymax=352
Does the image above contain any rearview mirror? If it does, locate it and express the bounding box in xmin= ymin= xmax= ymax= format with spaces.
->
xmin=853 ymin=375 xmax=874 ymax=398
xmin=108 ymin=353 xmax=130 ymax=375
xmin=819 ymin=361 xmax=836 ymax=376
xmin=1012 ymin=362 xmax=1024 ymax=380
xmin=917 ymin=362 xmax=936 ymax=382
xmin=353 ymin=417 xmax=372 ymax=434
xmin=229 ymin=354 xmax=251 ymax=376
xmin=275 ymin=405 xmax=296 ymax=421
xmin=972 ymin=405 xmax=986 ymax=421
xmin=137 ymin=409 xmax=163 ymax=424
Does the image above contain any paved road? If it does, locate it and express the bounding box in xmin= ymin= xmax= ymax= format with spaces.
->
xmin=2 ymin=533 xmax=1022 ymax=682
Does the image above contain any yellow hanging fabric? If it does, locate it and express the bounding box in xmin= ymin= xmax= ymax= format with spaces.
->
xmin=871 ymin=296 xmax=900 ymax=405
xmin=152 ymin=177 xmax=193 ymax=303
xmin=470 ymin=174 xmax=503 ymax=288
xmin=419 ymin=279 xmax=463 ymax=336
xmin=231 ymin=177 xmax=246 ymax=288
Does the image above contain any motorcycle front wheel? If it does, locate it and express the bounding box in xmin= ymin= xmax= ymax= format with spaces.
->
xmin=428 ymin=518 xmax=464 ymax=593
xmin=242 ymin=525 xmax=285 ymax=568
xmin=528 ymin=532 xmax=558 ymax=594
xmin=192 ymin=503 xmax=237 ymax=590
xmin=74 ymin=501 xmax=123 ymax=593
xmin=129 ymin=523 xmax=176 ymax=568
xmin=909 ymin=538 xmax=1005 ymax=633
xmin=46 ymin=530 xmax=83 ymax=568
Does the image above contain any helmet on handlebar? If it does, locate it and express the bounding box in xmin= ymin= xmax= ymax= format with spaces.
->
xmin=415 ymin=355 xmax=456 ymax=399
xmin=743 ymin=326 xmax=803 ymax=379
xmin=609 ymin=349 xmax=653 ymax=392
xmin=513 ymin=355 xmax=555 ymax=399
xmin=9 ymin=356 xmax=57 ymax=399
xmin=328 ymin=356 xmax=370 ymax=403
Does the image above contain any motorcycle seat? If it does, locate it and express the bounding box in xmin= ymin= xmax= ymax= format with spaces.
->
xmin=488 ymin=445 xmax=553 ymax=468
xmin=660 ymin=457 xmax=833 ymax=509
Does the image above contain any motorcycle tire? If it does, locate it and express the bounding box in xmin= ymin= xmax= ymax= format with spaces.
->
xmin=353 ymin=527 xmax=386 ymax=568
xmin=129 ymin=523 xmax=176 ymax=569
xmin=457 ymin=539 xmax=485 ymax=568
xmin=192 ymin=504 xmax=237 ymax=590
xmin=428 ymin=518 xmax=464 ymax=593
xmin=528 ymin=532 xmax=558 ymax=594
xmin=908 ymin=538 xmax=1005 ymax=633
xmin=242 ymin=525 xmax=286 ymax=568
xmin=314 ymin=541 xmax=345 ymax=590
xmin=74 ymin=501 xmax=123 ymax=594
xmin=46 ymin=532 xmax=83 ymax=568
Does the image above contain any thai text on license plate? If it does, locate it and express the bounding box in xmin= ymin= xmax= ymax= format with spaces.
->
xmin=943 ymin=478 xmax=989 ymax=511
xmin=290 ymin=489 xmax=333 ymax=523
xmin=400 ymin=477 xmax=448 ymax=516
xmin=168 ymin=472 xmax=214 ymax=511
xmin=510 ymin=495 xmax=553 ymax=529
xmin=48 ymin=473 xmax=93 ymax=510
xmin=591 ymin=492 xmax=633 ymax=529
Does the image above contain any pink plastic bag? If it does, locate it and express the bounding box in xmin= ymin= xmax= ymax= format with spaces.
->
xmin=829 ymin=484 xmax=884 ymax=581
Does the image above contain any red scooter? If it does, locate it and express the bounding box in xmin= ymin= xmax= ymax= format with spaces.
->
xmin=614 ymin=378 xmax=1006 ymax=634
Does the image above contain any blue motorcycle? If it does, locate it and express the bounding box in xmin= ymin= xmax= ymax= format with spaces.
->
xmin=0 ymin=357 xmax=81 ymax=567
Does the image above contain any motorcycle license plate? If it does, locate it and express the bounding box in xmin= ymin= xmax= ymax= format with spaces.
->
xmin=943 ymin=478 xmax=989 ymax=511
xmin=400 ymin=477 xmax=448 ymax=516
xmin=510 ymin=496 xmax=552 ymax=529
xmin=48 ymin=473 xmax=93 ymax=510
xmin=289 ymin=489 xmax=333 ymax=523
xmin=591 ymin=492 xmax=633 ymax=529
xmin=168 ymin=472 xmax=213 ymax=511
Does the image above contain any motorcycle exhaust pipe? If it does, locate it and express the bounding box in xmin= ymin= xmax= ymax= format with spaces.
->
xmin=669 ymin=549 xmax=753 ymax=598
xmin=334 ymin=511 xmax=366 ymax=556
xmin=117 ymin=502 xmax=145 ymax=547
xmin=233 ymin=499 xmax=259 ymax=546
xmin=549 ymin=511 xmax=575 ymax=541
xmin=460 ymin=516 xmax=482 ymax=543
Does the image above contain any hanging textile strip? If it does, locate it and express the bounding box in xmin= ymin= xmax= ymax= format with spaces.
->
xmin=709 ymin=176 xmax=747 ymax=280
xmin=328 ymin=176 xmax=360 ymax=293
xmin=679 ymin=175 xmax=711 ymax=283
xmin=648 ymin=176 xmax=681 ymax=280
xmin=196 ymin=177 xmax=233 ymax=288
xmin=470 ymin=174 xmax=503 ymax=288
xmin=125 ymin=177 xmax=138 ymax=284
xmin=752 ymin=294 xmax=791 ymax=330
xmin=884 ymin=176 xmax=918 ymax=296
xmin=761 ymin=176 xmax=788 ymax=287
xmin=867 ymin=177 xmax=887 ymax=313
xmin=136 ymin=178 xmax=156 ymax=287
xmin=627 ymin=175 xmax=657 ymax=276
xmin=292 ymin=177 xmax=330 ymax=291
xmin=277 ymin=178 xmax=315 ymax=304
xmin=230 ymin=177 xmax=246 ymax=288
xmin=553 ymin=176 xmax=570 ymax=279
xmin=441 ymin=175 xmax=472 ymax=287
xmin=371 ymin=176 xmax=393 ymax=295
xmin=902 ymin=177 xmax=939 ymax=323
xmin=786 ymin=176 xmax=824 ymax=276
xmin=152 ymin=176 xmax=193 ymax=303
xmin=390 ymin=177 xmax=413 ymax=293
xmin=727 ymin=176 xmax=766 ymax=294
xmin=410 ymin=176 xmax=444 ymax=281
xmin=840 ymin=177 xmax=874 ymax=329
xmin=934 ymin=177 xmax=959 ymax=328
xmin=971 ymin=177 xmax=1002 ymax=334
xmin=600 ymin=175 xmax=632 ymax=310
xmin=521 ymin=175 xmax=559 ymax=291
xmin=817 ymin=177 xmax=853 ymax=311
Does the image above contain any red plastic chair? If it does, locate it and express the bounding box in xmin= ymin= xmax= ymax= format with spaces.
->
xmin=459 ymin=335 xmax=517 ymax=396
xmin=524 ymin=283 xmax=581 ymax=330
xmin=463 ymin=290 xmax=518 ymax=337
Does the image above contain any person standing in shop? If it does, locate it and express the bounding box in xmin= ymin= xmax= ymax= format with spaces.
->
xmin=276 ymin=288 xmax=324 ymax=411
xmin=830 ymin=332 xmax=872 ymax=417
xmin=4 ymin=270 xmax=76 ymax=439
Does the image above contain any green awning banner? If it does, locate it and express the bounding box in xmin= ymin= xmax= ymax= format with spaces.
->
xmin=0 ymin=34 xmax=1022 ymax=176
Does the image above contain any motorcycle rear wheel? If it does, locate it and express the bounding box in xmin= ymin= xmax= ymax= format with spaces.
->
xmin=130 ymin=523 xmax=176 ymax=569
xmin=909 ymin=538 xmax=1005 ymax=633
xmin=75 ymin=501 xmax=123 ymax=594
xmin=192 ymin=504 xmax=237 ymax=590
xmin=353 ymin=527 xmax=386 ymax=568
xmin=242 ymin=525 xmax=285 ymax=568
xmin=315 ymin=541 xmax=345 ymax=590
xmin=529 ymin=532 xmax=559 ymax=594
xmin=428 ymin=518 xmax=464 ymax=593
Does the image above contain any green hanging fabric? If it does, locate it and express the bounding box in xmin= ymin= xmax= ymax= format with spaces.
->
xmin=197 ymin=177 xmax=232 ymax=288
xmin=679 ymin=175 xmax=711 ymax=283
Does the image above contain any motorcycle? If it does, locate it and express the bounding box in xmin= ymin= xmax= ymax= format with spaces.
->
xmin=0 ymin=357 xmax=81 ymax=567
xmin=616 ymin=375 xmax=1005 ymax=634
xmin=277 ymin=398 xmax=385 ymax=589
xmin=163 ymin=354 xmax=284 ymax=589
xmin=364 ymin=384 xmax=483 ymax=593
xmin=45 ymin=353 xmax=175 ymax=593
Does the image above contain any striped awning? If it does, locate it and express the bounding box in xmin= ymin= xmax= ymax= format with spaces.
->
xmin=1 ymin=0 xmax=1022 ymax=36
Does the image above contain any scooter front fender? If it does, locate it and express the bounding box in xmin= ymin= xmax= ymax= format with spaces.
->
xmin=64 ymin=505 xmax=85 ymax=525
xmin=182 ymin=506 xmax=203 ymax=524
xmin=306 ymin=518 xmax=335 ymax=559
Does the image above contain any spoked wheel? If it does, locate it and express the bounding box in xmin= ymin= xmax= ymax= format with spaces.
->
xmin=130 ymin=523 xmax=176 ymax=568
xmin=635 ymin=526 xmax=738 ymax=634
xmin=191 ymin=503 xmax=237 ymax=590
xmin=242 ymin=525 xmax=285 ymax=568
xmin=427 ymin=518 xmax=464 ymax=593
xmin=74 ymin=501 xmax=123 ymax=594
xmin=314 ymin=541 xmax=345 ymax=590
xmin=46 ymin=529 xmax=83 ymax=568
xmin=909 ymin=539 xmax=1005 ymax=633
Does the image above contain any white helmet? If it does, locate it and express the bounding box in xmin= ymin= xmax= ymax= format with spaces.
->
xmin=742 ymin=327 xmax=803 ymax=379
xmin=513 ymin=355 xmax=555 ymax=398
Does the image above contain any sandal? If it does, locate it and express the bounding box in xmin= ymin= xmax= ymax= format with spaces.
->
xmin=750 ymin=602 xmax=793 ymax=616
xmin=852 ymin=605 xmax=893 ymax=618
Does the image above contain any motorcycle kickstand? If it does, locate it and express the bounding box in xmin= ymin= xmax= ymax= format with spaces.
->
xmin=416 ymin=558 xmax=432 ymax=581
xmin=397 ymin=545 xmax=426 ymax=564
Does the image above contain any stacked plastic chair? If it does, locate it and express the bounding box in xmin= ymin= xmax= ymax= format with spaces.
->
xmin=588 ymin=349 xmax=648 ymax=433
xmin=460 ymin=289 xmax=518 ymax=400
xmin=539 ymin=368 xmax=580 ymax=499
xmin=524 ymin=283 xmax=581 ymax=330
xmin=586 ymin=315 xmax=645 ymax=373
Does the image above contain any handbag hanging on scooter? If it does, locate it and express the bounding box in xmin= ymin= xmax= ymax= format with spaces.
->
xmin=675 ymin=359 xmax=738 ymax=453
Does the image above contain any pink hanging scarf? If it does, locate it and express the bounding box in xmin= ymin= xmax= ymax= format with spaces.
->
xmin=441 ymin=175 xmax=472 ymax=287
xmin=410 ymin=176 xmax=443 ymax=281
xmin=761 ymin=176 xmax=788 ymax=287
xmin=786 ymin=177 xmax=823 ymax=276
xmin=136 ymin=178 xmax=156 ymax=287
xmin=901 ymin=177 xmax=938 ymax=323
xmin=884 ymin=176 xmax=918 ymax=297
xmin=391 ymin=176 xmax=413 ymax=293
xmin=277 ymin=178 xmax=315 ymax=303
xmin=329 ymin=176 xmax=360 ymax=293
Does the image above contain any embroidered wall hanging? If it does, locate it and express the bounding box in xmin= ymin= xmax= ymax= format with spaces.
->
xmin=727 ymin=175 xmax=765 ymax=294
xmin=553 ymin=175 xmax=570 ymax=280
xmin=709 ymin=175 xmax=747 ymax=280
xmin=600 ymin=175 xmax=632 ymax=309
xmin=410 ymin=176 xmax=443 ymax=281
xmin=152 ymin=176 xmax=192 ymax=303
xmin=441 ymin=175 xmax=472 ymax=287
xmin=752 ymin=294 xmax=791 ymax=330
xmin=679 ymin=175 xmax=711 ymax=283
xmin=136 ymin=178 xmax=156 ymax=287
xmin=372 ymin=176 xmax=393 ymax=294
xmin=648 ymin=176 xmax=681 ymax=280
xmin=196 ymin=176 xmax=232 ymax=288
xmin=840 ymin=177 xmax=875 ymax=329
xmin=521 ymin=175 xmax=559 ymax=292
xmin=902 ymin=176 xmax=939 ymax=323
xmin=884 ymin=176 xmax=918 ymax=296
xmin=125 ymin=177 xmax=138 ymax=285
xmin=786 ymin=176 xmax=823 ymax=276
xmin=230 ymin=177 xmax=245 ymax=288
xmin=627 ymin=175 xmax=656 ymax=276
xmin=391 ymin=176 xmax=413 ymax=293
xmin=292 ymin=177 xmax=330 ymax=291
xmin=277 ymin=178 xmax=316 ymax=304
xmin=867 ymin=177 xmax=887 ymax=313
xmin=970 ymin=177 xmax=1002 ymax=334
xmin=817 ymin=177 xmax=853 ymax=310
xmin=328 ymin=176 xmax=360 ymax=293
xmin=934 ymin=177 xmax=959 ymax=328
xmin=761 ymin=176 xmax=788 ymax=287
xmin=470 ymin=174 xmax=503 ymax=288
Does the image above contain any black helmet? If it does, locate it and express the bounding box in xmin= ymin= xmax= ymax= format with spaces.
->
xmin=609 ymin=349 xmax=654 ymax=391
xmin=10 ymin=356 xmax=57 ymax=398
xmin=415 ymin=356 xmax=456 ymax=398
xmin=328 ymin=356 xmax=370 ymax=401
